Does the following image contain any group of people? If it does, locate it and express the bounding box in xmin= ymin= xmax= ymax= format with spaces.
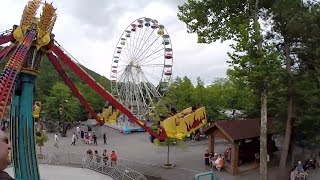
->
xmin=85 ymin=149 xmax=118 ymax=166
xmin=290 ymin=154 xmax=320 ymax=180
xmin=53 ymin=126 xmax=108 ymax=148
xmin=204 ymin=150 xmax=225 ymax=171
xmin=79 ymin=126 xmax=107 ymax=146
xmin=79 ymin=131 xmax=98 ymax=145
xmin=290 ymin=161 xmax=309 ymax=180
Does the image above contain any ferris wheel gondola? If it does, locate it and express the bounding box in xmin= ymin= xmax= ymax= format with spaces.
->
xmin=110 ymin=17 xmax=173 ymax=117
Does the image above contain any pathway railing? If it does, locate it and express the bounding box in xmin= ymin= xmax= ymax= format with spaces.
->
xmin=38 ymin=152 xmax=210 ymax=180
xmin=40 ymin=152 xmax=147 ymax=180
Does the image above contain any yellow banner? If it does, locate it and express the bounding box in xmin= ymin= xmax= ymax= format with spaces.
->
xmin=161 ymin=107 xmax=207 ymax=139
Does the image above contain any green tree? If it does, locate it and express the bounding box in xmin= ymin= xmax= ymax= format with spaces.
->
xmin=34 ymin=56 xmax=111 ymax=122
xmin=172 ymin=76 xmax=195 ymax=110
xmin=290 ymin=3 xmax=320 ymax=151
xmin=164 ymin=138 xmax=177 ymax=167
xmin=263 ymin=2 xmax=320 ymax=176
xmin=178 ymin=2 xmax=320 ymax=178
xmin=294 ymin=72 xmax=320 ymax=150
xmin=192 ymin=77 xmax=206 ymax=106
xmin=210 ymin=76 xmax=258 ymax=119
xmin=35 ymin=58 xmax=61 ymax=102
xmin=156 ymin=76 xmax=258 ymax=121
xmin=77 ymin=82 xmax=106 ymax=112
xmin=178 ymin=1 xmax=282 ymax=178
xmin=293 ymin=3 xmax=320 ymax=150
xmin=227 ymin=24 xmax=281 ymax=179
xmin=154 ymin=137 xmax=181 ymax=168
xmin=35 ymin=131 xmax=48 ymax=157
xmin=160 ymin=76 xmax=195 ymax=112
xmin=205 ymin=79 xmax=229 ymax=120
xmin=44 ymin=82 xmax=81 ymax=124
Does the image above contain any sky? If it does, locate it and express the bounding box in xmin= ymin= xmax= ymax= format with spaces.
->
xmin=0 ymin=0 xmax=232 ymax=85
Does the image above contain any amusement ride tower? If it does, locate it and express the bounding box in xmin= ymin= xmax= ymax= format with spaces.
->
xmin=0 ymin=1 xmax=167 ymax=179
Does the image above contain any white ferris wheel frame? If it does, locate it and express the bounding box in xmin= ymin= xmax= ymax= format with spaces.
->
xmin=110 ymin=17 xmax=173 ymax=117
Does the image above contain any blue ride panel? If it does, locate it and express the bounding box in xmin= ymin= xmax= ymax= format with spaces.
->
xmin=195 ymin=171 xmax=215 ymax=180
xmin=10 ymin=73 xmax=40 ymax=180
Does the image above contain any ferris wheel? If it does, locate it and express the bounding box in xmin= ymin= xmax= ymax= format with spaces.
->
xmin=110 ymin=17 xmax=173 ymax=117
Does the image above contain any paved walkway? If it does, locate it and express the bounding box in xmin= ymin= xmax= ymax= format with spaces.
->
xmin=5 ymin=165 xmax=112 ymax=180
xmin=39 ymin=125 xmax=320 ymax=180
xmin=42 ymin=125 xmax=217 ymax=179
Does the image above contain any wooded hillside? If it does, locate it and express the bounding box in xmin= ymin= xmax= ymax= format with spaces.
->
xmin=0 ymin=53 xmax=110 ymax=122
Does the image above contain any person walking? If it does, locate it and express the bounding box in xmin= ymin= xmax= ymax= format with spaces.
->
xmin=88 ymin=132 xmax=92 ymax=145
xmin=76 ymin=126 xmax=80 ymax=139
xmin=94 ymin=150 xmax=101 ymax=163
xmin=93 ymin=133 xmax=97 ymax=145
xmin=0 ymin=129 xmax=14 ymax=179
xmin=110 ymin=150 xmax=118 ymax=166
xmin=204 ymin=150 xmax=210 ymax=166
xmin=102 ymin=150 xmax=108 ymax=165
xmin=54 ymin=134 xmax=59 ymax=148
xmin=85 ymin=133 xmax=89 ymax=144
xmin=80 ymin=130 xmax=84 ymax=142
xmin=103 ymin=132 xmax=107 ymax=145
xmin=71 ymin=133 xmax=76 ymax=146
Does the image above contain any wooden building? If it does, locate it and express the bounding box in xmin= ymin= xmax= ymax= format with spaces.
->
xmin=204 ymin=118 xmax=278 ymax=175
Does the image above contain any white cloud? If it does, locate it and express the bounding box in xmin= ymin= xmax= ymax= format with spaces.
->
xmin=0 ymin=0 xmax=231 ymax=84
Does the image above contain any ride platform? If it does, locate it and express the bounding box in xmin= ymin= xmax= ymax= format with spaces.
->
xmin=104 ymin=121 xmax=145 ymax=134
xmin=5 ymin=165 xmax=112 ymax=180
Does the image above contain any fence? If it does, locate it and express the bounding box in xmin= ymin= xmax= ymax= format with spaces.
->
xmin=38 ymin=151 xmax=210 ymax=180
xmin=82 ymin=156 xmax=147 ymax=180
xmin=39 ymin=152 xmax=83 ymax=166
xmin=39 ymin=152 xmax=147 ymax=180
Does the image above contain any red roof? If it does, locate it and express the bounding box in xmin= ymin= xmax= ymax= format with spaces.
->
xmin=204 ymin=118 xmax=277 ymax=141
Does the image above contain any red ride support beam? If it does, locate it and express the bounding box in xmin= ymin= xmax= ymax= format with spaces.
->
xmin=49 ymin=43 xmax=167 ymax=140
xmin=47 ymin=52 xmax=104 ymax=125
xmin=0 ymin=34 xmax=14 ymax=45
xmin=0 ymin=46 xmax=15 ymax=61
